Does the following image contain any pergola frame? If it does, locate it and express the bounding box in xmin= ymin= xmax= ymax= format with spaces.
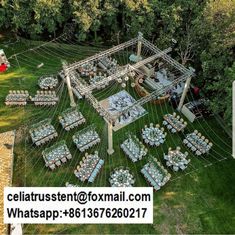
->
xmin=62 ymin=32 xmax=195 ymax=155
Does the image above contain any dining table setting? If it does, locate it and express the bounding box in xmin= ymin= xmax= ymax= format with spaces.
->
xmin=141 ymin=159 xmax=171 ymax=191
xmin=98 ymin=56 xmax=118 ymax=72
xmin=73 ymin=126 xmax=100 ymax=152
xmin=5 ymin=90 xmax=29 ymax=106
xmin=164 ymin=147 xmax=190 ymax=171
xmin=142 ymin=123 xmax=166 ymax=147
xmin=74 ymin=151 xmax=104 ymax=183
xmin=31 ymin=90 xmax=59 ymax=106
xmin=42 ymin=141 xmax=72 ymax=170
xmin=29 ymin=119 xmax=58 ymax=146
xmin=109 ymin=167 xmax=135 ymax=187
xmin=183 ymin=130 xmax=212 ymax=156
xmin=121 ymin=134 xmax=148 ymax=162
xmin=38 ymin=76 xmax=58 ymax=90
xmin=163 ymin=113 xmax=187 ymax=133
xmin=59 ymin=107 xmax=86 ymax=131
xmin=90 ymin=72 xmax=107 ymax=85
xmin=78 ymin=61 xmax=97 ymax=77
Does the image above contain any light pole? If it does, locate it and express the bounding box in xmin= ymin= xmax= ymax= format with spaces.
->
xmin=137 ymin=32 xmax=143 ymax=61
xmin=62 ymin=61 xmax=76 ymax=107
xmin=177 ymin=67 xmax=195 ymax=111
xmin=107 ymin=121 xmax=114 ymax=155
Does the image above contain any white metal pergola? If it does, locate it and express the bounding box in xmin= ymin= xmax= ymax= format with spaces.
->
xmin=62 ymin=32 xmax=195 ymax=155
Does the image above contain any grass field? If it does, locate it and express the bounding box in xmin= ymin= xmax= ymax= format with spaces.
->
xmin=0 ymin=37 xmax=234 ymax=234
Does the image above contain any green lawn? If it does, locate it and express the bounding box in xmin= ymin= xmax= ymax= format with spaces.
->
xmin=0 ymin=38 xmax=234 ymax=234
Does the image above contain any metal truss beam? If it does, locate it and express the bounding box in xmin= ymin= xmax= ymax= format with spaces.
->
xmin=142 ymin=38 xmax=194 ymax=76
xmin=62 ymin=34 xmax=195 ymax=126
xmin=82 ymin=47 xmax=172 ymax=94
xmin=66 ymin=38 xmax=138 ymax=72
xmin=85 ymin=92 xmax=114 ymax=124
xmin=114 ymin=73 xmax=191 ymax=120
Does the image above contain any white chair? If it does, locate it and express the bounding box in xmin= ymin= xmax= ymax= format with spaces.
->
xmin=180 ymin=165 xmax=186 ymax=170
xmin=187 ymin=143 xmax=192 ymax=148
xmin=167 ymin=125 xmax=172 ymax=130
xmin=173 ymin=166 xmax=179 ymax=171
xmin=166 ymin=161 xmax=171 ymax=167
xmin=163 ymin=121 xmax=167 ymax=126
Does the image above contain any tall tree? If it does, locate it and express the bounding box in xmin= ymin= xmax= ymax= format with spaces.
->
xmin=71 ymin=0 xmax=101 ymax=41
xmin=32 ymin=0 xmax=65 ymax=38
xmin=199 ymin=0 xmax=235 ymax=126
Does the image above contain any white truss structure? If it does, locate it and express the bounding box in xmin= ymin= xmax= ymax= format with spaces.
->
xmin=62 ymin=33 xmax=195 ymax=154
xmin=66 ymin=38 xmax=138 ymax=72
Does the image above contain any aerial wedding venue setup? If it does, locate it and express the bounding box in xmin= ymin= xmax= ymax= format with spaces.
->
xmin=1 ymin=29 xmax=222 ymax=197
xmin=1 ymin=1 xmax=234 ymax=233
xmin=3 ymin=32 xmax=214 ymax=192
xmin=2 ymin=31 xmax=209 ymax=197
xmin=0 ymin=12 xmax=233 ymax=235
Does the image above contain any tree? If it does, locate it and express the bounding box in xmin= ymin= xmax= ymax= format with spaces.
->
xmin=197 ymin=0 xmax=235 ymax=126
xmin=32 ymin=0 xmax=65 ymax=38
xmin=176 ymin=24 xmax=196 ymax=65
xmin=0 ymin=0 xmax=66 ymax=39
xmin=71 ymin=0 xmax=101 ymax=42
xmin=0 ymin=0 xmax=12 ymax=29
xmin=207 ymin=63 xmax=235 ymax=127
xmin=9 ymin=0 xmax=33 ymax=35
xmin=122 ymin=0 xmax=155 ymax=39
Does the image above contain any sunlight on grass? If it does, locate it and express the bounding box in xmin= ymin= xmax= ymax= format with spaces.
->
xmin=0 ymin=69 xmax=33 ymax=81
xmin=163 ymin=191 xmax=176 ymax=199
xmin=173 ymin=204 xmax=185 ymax=209
xmin=0 ymin=109 xmax=28 ymax=130
xmin=192 ymin=174 xmax=199 ymax=182
xmin=0 ymin=121 xmax=12 ymax=127
xmin=185 ymin=191 xmax=195 ymax=197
